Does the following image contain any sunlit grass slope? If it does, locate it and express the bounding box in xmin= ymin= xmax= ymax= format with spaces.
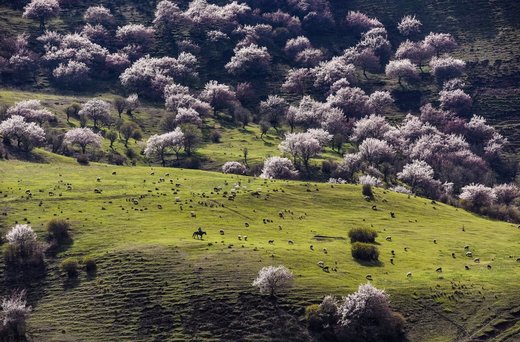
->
xmin=1 ymin=157 xmax=519 ymax=341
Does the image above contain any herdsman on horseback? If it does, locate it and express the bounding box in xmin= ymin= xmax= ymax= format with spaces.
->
xmin=192 ymin=227 xmax=207 ymax=239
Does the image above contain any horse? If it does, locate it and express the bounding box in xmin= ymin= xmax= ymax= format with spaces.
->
xmin=192 ymin=230 xmax=207 ymax=239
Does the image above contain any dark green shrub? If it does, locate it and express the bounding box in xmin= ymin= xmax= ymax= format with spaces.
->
xmin=83 ymin=256 xmax=97 ymax=273
xmin=76 ymin=154 xmax=89 ymax=165
xmin=305 ymin=304 xmax=323 ymax=331
xmin=362 ymin=184 xmax=374 ymax=199
xmin=47 ymin=218 xmax=70 ymax=242
xmin=348 ymin=227 xmax=378 ymax=243
xmin=351 ymin=242 xmax=379 ymax=261
xmin=61 ymin=257 xmax=79 ymax=277
xmin=211 ymin=129 xmax=222 ymax=143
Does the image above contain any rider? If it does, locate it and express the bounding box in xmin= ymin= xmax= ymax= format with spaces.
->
xmin=197 ymin=227 xmax=203 ymax=233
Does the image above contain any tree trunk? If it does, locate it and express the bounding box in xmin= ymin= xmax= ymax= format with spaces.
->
xmin=363 ymin=69 xmax=369 ymax=80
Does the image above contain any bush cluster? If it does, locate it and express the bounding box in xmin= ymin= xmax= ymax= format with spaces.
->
xmin=351 ymin=242 xmax=379 ymax=261
xmin=348 ymin=227 xmax=378 ymax=243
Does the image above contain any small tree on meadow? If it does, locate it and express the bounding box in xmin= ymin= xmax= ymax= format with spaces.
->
xmin=144 ymin=127 xmax=184 ymax=164
xmin=336 ymin=283 xmax=406 ymax=341
xmin=1 ymin=290 xmax=32 ymax=338
xmin=397 ymin=15 xmax=422 ymax=36
xmin=63 ymin=127 xmax=102 ymax=154
xmin=0 ymin=115 xmax=46 ymax=151
xmin=79 ymin=99 xmax=111 ymax=129
xmin=385 ymin=59 xmax=419 ymax=86
xmin=252 ymin=265 xmax=293 ymax=297
xmin=260 ymin=156 xmax=299 ymax=179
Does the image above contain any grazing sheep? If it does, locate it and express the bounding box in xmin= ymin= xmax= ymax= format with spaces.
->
xmin=390 ymin=212 xmax=395 ymax=218
xmin=452 ymin=253 xmax=456 ymax=258
xmin=238 ymin=235 xmax=242 ymax=240
xmin=436 ymin=267 xmax=442 ymax=273
xmin=112 ymin=171 xmax=117 ymax=175
xmin=517 ymin=257 xmax=520 ymax=262
xmin=371 ymin=205 xmax=377 ymax=210
xmin=244 ymin=222 xmax=249 ymax=227
xmin=219 ymin=229 xmax=224 ymax=235
xmin=386 ymin=236 xmax=392 ymax=241
xmin=317 ymin=261 xmax=325 ymax=268
xmin=190 ymin=211 xmax=196 ymax=217
xmin=404 ymin=247 xmax=409 ymax=252
xmin=94 ymin=188 xmax=102 ymax=194
xmin=466 ymin=251 xmax=473 ymax=257
xmin=406 ymin=272 xmax=412 ymax=278
xmin=487 ymin=264 xmax=492 ymax=269
xmin=390 ymin=258 xmax=394 ymax=264
xmin=433 ymin=239 xmax=437 ymax=244
xmin=244 ymin=236 xmax=247 ymax=241
xmin=268 ymin=240 xmax=274 ymax=244
xmin=97 ymin=177 xmax=101 ymax=182
xmin=464 ymin=245 xmax=469 ymax=250
xmin=310 ymin=245 xmax=314 ymax=250
xmin=366 ymin=274 xmax=373 ymax=280
xmin=323 ymin=248 xmax=328 ymax=254
xmin=474 ymin=258 xmax=480 ymax=263
xmin=322 ymin=266 xmax=330 ymax=273
xmin=391 ymin=250 xmax=395 ymax=255
xmin=288 ymin=240 xmax=294 ymax=245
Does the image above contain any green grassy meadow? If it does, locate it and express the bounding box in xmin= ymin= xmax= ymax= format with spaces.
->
xmin=1 ymin=156 xmax=519 ymax=341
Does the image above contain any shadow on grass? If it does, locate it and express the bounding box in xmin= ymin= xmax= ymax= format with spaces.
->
xmin=353 ymin=259 xmax=384 ymax=267
xmin=62 ymin=274 xmax=80 ymax=290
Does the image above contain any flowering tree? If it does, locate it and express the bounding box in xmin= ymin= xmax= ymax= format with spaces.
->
xmin=492 ymin=184 xmax=520 ymax=205
xmin=344 ymin=47 xmax=380 ymax=79
xmin=327 ymin=87 xmax=372 ymax=118
xmin=295 ymin=48 xmax=325 ymax=67
xmin=153 ymin=1 xmax=184 ymax=29
xmin=23 ymin=0 xmax=60 ymax=29
xmin=424 ymin=32 xmax=457 ymax=56
xmin=63 ymin=127 xmax=102 ymax=154
xmin=225 ymin=44 xmax=271 ymax=75
xmin=84 ymin=5 xmax=114 ymax=26
xmin=260 ymin=95 xmax=289 ymax=132
xmin=144 ymin=127 xmax=184 ymax=164
xmin=252 ymin=265 xmax=293 ymax=297
xmin=395 ymin=40 xmax=434 ymax=71
xmin=164 ymin=83 xmax=212 ymax=117
xmin=459 ymin=183 xmax=496 ymax=208
xmin=116 ymin=24 xmax=155 ymax=51
xmin=125 ymin=94 xmax=140 ymax=116
xmin=200 ymin=80 xmax=237 ymax=115
xmin=345 ymin=11 xmax=382 ymax=33
xmin=279 ymin=131 xmax=324 ymax=172
xmin=358 ymin=28 xmax=392 ymax=61
xmin=385 ymin=59 xmax=419 ymax=86
xmin=284 ymin=36 xmax=312 ymax=58
xmin=4 ymin=224 xmax=44 ymax=267
xmin=398 ymin=15 xmax=422 ymax=36
xmin=351 ymin=114 xmax=390 ymax=143
xmin=429 ymin=56 xmax=465 ymax=83
xmin=336 ymin=283 xmax=404 ymax=341
xmin=282 ymin=68 xmax=311 ymax=95
xmin=313 ymin=57 xmax=356 ymax=90
xmin=397 ymin=160 xmax=440 ymax=195
xmin=120 ymin=54 xmax=198 ymax=96
xmin=368 ymin=91 xmax=393 ymax=114
xmin=7 ymin=100 xmax=55 ymax=123
xmin=52 ymin=60 xmax=90 ymax=86
xmin=79 ymin=99 xmax=111 ymax=129
xmin=260 ymin=156 xmax=299 ymax=179
xmin=439 ymin=89 xmax=472 ymax=115
xmin=0 ymin=115 xmax=45 ymax=151
xmin=1 ymin=290 xmax=32 ymax=337
xmin=175 ymin=107 xmax=202 ymax=126
xmin=222 ymin=161 xmax=247 ymax=174
xmin=358 ymin=138 xmax=394 ymax=165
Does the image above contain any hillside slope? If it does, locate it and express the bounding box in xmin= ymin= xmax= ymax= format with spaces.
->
xmin=1 ymin=156 xmax=519 ymax=341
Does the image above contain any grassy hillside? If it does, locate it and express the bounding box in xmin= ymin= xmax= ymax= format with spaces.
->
xmin=1 ymin=156 xmax=519 ymax=341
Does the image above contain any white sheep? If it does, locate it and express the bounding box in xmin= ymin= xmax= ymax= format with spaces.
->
xmin=386 ymin=236 xmax=392 ymax=241
xmin=317 ymin=261 xmax=325 ymax=268
xmin=406 ymin=272 xmax=412 ymax=278
xmin=466 ymin=251 xmax=473 ymax=257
